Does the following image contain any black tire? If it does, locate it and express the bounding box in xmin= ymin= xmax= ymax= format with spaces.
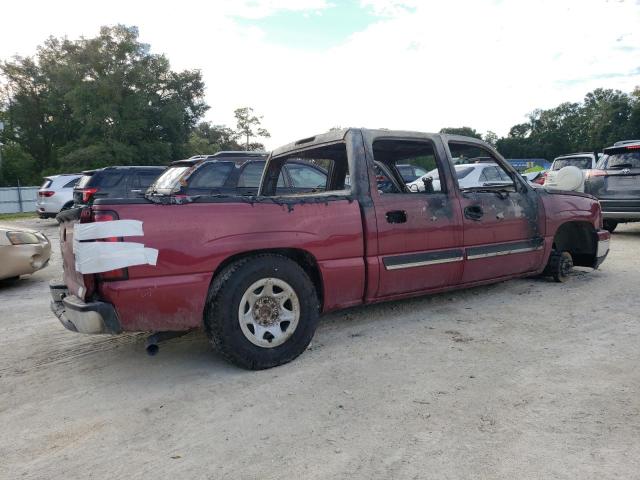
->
xmin=204 ymin=254 xmax=320 ymax=370
xmin=603 ymin=220 xmax=617 ymax=233
xmin=546 ymin=250 xmax=573 ymax=283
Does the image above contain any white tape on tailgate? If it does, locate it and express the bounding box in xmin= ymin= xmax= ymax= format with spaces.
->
xmin=74 ymin=220 xmax=144 ymax=240
xmin=74 ymin=241 xmax=159 ymax=274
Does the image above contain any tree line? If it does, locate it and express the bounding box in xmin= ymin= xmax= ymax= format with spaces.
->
xmin=1 ymin=24 xmax=638 ymax=186
xmin=441 ymin=87 xmax=640 ymax=160
xmin=0 ymin=25 xmax=269 ymax=186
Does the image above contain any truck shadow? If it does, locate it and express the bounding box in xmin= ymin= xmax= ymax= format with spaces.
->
xmin=9 ymin=267 xmax=603 ymax=384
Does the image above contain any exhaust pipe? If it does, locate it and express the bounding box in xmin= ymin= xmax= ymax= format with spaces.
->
xmin=145 ymin=331 xmax=190 ymax=356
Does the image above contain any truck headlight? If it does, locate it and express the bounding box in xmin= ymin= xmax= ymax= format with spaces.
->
xmin=6 ymin=231 xmax=40 ymax=245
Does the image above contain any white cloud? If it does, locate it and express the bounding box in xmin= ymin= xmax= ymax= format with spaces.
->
xmin=1 ymin=0 xmax=639 ymax=149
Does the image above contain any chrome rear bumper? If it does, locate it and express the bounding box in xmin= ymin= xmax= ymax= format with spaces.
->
xmin=49 ymin=280 xmax=122 ymax=334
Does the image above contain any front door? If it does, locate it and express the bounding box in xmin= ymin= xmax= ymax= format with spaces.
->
xmin=446 ymin=140 xmax=544 ymax=284
xmin=367 ymin=137 xmax=464 ymax=298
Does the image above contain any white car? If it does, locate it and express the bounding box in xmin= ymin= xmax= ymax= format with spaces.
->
xmin=407 ymin=162 xmax=512 ymax=192
xmin=36 ymin=174 xmax=82 ymax=219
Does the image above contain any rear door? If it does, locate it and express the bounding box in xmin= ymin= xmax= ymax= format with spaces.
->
xmin=448 ymin=140 xmax=543 ymax=283
xmin=365 ymin=134 xmax=464 ymax=298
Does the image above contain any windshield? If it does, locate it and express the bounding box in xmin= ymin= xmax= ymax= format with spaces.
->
xmin=599 ymin=151 xmax=640 ymax=169
xmin=151 ymin=166 xmax=189 ymax=192
xmin=76 ymin=175 xmax=93 ymax=189
xmin=455 ymin=166 xmax=475 ymax=179
xmin=552 ymin=157 xmax=592 ymax=170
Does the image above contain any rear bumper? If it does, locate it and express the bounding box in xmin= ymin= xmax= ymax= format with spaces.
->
xmin=602 ymin=211 xmax=640 ymax=220
xmin=600 ymin=199 xmax=640 ymax=221
xmin=594 ymin=229 xmax=610 ymax=269
xmin=49 ymin=280 xmax=122 ymax=334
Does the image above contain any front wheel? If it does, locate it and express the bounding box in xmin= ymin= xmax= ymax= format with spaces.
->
xmin=204 ymin=254 xmax=320 ymax=369
xmin=546 ymin=250 xmax=574 ymax=283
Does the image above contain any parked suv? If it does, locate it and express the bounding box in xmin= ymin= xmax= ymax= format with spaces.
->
xmin=585 ymin=140 xmax=640 ymax=232
xmin=74 ymin=166 xmax=165 ymax=206
xmin=148 ymin=151 xmax=328 ymax=197
xmin=36 ymin=174 xmax=82 ymax=218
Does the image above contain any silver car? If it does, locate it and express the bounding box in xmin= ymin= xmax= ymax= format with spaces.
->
xmin=0 ymin=224 xmax=51 ymax=281
xmin=36 ymin=174 xmax=82 ymax=219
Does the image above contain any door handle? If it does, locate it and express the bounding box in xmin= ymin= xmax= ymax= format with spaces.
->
xmin=464 ymin=205 xmax=484 ymax=221
xmin=386 ymin=210 xmax=407 ymax=224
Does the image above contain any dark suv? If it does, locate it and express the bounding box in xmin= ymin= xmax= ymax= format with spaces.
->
xmin=74 ymin=166 xmax=165 ymax=206
xmin=585 ymin=140 xmax=640 ymax=232
xmin=148 ymin=151 xmax=328 ymax=197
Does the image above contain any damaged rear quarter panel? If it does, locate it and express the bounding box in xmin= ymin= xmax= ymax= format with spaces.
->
xmin=94 ymin=199 xmax=365 ymax=331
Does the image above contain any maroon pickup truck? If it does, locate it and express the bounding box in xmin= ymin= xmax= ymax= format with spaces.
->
xmin=51 ymin=129 xmax=610 ymax=369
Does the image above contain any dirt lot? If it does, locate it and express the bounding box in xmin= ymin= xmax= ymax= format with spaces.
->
xmin=1 ymin=217 xmax=639 ymax=479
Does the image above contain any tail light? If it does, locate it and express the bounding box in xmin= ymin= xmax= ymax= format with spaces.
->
xmin=82 ymin=187 xmax=99 ymax=203
xmin=534 ymin=172 xmax=547 ymax=185
xmin=38 ymin=190 xmax=55 ymax=197
xmin=626 ymin=145 xmax=640 ymax=150
xmin=92 ymin=210 xmax=128 ymax=281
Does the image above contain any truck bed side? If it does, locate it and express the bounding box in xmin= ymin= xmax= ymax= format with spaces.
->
xmin=89 ymin=199 xmax=364 ymax=331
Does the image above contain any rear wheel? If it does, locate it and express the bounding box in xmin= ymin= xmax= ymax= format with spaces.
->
xmin=204 ymin=254 xmax=320 ymax=369
xmin=603 ymin=220 xmax=618 ymax=233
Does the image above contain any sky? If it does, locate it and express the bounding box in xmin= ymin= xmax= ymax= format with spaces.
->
xmin=1 ymin=0 xmax=639 ymax=148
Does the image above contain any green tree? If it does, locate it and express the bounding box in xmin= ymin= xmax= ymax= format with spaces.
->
xmin=187 ymin=122 xmax=242 ymax=155
xmin=234 ymin=107 xmax=270 ymax=151
xmin=483 ymin=130 xmax=498 ymax=147
xmin=0 ymin=25 xmax=208 ymax=183
xmin=496 ymin=87 xmax=639 ymax=160
xmin=439 ymin=127 xmax=483 ymax=139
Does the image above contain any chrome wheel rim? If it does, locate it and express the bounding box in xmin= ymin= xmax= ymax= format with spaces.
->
xmin=238 ymin=278 xmax=300 ymax=348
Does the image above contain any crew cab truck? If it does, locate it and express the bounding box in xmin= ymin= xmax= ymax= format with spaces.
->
xmin=51 ymin=129 xmax=610 ymax=369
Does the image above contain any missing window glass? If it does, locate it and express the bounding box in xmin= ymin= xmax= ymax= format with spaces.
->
xmin=263 ymin=143 xmax=350 ymax=196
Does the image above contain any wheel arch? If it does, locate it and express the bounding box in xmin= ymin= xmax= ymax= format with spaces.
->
xmin=551 ymin=220 xmax=597 ymax=268
xmin=210 ymin=248 xmax=324 ymax=309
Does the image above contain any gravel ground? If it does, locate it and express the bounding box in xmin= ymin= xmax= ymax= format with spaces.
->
xmin=1 ymin=217 xmax=639 ymax=480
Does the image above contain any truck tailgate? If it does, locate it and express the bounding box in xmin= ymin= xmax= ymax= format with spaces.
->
xmin=57 ymin=209 xmax=93 ymax=300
